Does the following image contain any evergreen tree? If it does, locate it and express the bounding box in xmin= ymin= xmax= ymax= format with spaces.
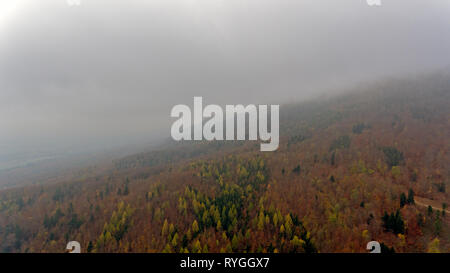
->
xmin=407 ymin=189 xmax=415 ymax=204
xmin=400 ymin=193 xmax=407 ymax=208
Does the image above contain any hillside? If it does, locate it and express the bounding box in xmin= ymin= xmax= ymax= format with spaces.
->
xmin=0 ymin=74 xmax=449 ymax=253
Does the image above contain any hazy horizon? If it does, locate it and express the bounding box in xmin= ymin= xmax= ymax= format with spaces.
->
xmin=2 ymin=0 xmax=450 ymax=158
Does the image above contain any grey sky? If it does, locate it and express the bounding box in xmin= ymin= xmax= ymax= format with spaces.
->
xmin=1 ymin=0 xmax=450 ymax=156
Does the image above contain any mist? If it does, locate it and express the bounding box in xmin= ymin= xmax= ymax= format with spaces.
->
xmin=1 ymin=0 xmax=450 ymax=158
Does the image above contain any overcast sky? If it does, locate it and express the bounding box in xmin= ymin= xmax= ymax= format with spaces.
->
xmin=1 ymin=0 xmax=450 ymax=156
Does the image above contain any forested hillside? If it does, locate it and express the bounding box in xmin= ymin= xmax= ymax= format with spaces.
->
xmin=0 ymin=74 xmax=449 ymax=253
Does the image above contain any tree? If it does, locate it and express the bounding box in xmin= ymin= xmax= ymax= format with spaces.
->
xmin=169 ymin=223 xmax=175 ymax=236
xmin=291 ymin=235 xmax=303 ymax=252
xmin=192 ymin=240 xmax=201 ymax=253
xmin=382 ymin=147 xmax=404 ymax=168
xmin=280 ymin=224 xmax=285 ymax=235
xmin=87 ymin=241 xmax=93 ymax=253
xmin=407 ymin=189 xmax=415 ymax=204
xmin=163 ymin=243 xmax=172 ymax=253
xmin=192 ymin=220 xmax=199 ymax=234
xmin=330 ymin=151 xmax=336 ymax=166
xmin=257 ymin=216 xmax=264 ymax=231
xmin=382 ymin=210 xmax=404 ymax=234
xmin=434 ymin=182 xmax=445 ymax=193
xmin=400 ymin=193 xmax=407 ymax=208
xmin=273 ymin=213 xmax=279 ymax=227
xmin=123 ymin=184 xmax=129 ymax=195
xmin=330 ymin=135 xmax=351 ymax=151
xmin=231 ymin=234 xmax=239 ymax=251
xmin=380 ymin=243 xmax=395 ymax=253
xmin=161 ymin=219 xmax=169 ymax=236
xmin=427 ymin=238 xmax=440 ymax=253
xmin=352 ymin=123 xmax=366 ymax=134
xmin=171 ymin=233 xmax=179 ymax=247
xmin=202 ymin=244 xmax=208 ymax=253
xmin=182 ymin=234 xmax=189 ymax=248
xmin=434 ymin=211 xmax=442 ymax=236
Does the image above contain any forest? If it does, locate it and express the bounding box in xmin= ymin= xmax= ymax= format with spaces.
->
xmin=0 ymin=74 xmax=449 ymax=253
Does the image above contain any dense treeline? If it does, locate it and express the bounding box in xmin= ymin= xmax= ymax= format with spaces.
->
xmin=0 ymin=75 xmax=449 ymax=252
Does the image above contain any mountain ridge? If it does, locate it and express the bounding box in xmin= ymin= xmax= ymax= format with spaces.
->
xmin=0 ymin=74 xmax=448 ymax=253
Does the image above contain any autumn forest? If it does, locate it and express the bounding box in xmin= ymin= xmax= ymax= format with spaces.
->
xmin=0 ymin=74 xmax=449 ymax=253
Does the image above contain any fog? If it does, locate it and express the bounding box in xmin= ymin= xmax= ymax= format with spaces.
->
xmin=1 ymin=0 xmax=450 ymax=158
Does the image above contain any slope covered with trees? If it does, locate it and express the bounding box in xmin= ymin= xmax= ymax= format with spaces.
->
xmin=0 ymin=74 xmax=449 ymax=253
